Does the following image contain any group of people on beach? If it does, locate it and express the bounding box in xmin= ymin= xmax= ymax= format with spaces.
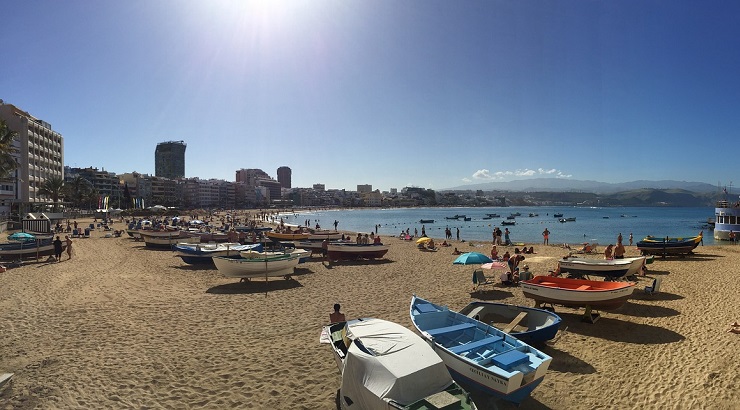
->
xmin=52 ymin=235 xmax=73 ymax=262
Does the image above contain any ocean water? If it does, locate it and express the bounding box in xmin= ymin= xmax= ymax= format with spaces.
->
xmin=281 ymin=206 xmax=715 ymax=246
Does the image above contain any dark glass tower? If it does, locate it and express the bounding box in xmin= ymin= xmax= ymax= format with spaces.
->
xmin=155 ymin=141 xmax=186 ymax=179
xmin=277 ymin=166 xmax=291 ymax=189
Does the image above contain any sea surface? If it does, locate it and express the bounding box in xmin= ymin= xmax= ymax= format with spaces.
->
xmin=280 ymin=206 xmax=715 ymax=246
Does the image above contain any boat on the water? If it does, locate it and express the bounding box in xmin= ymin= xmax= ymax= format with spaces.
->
xmin=501 ymin=220 xmax=515 ymax=226
xmin=714 ymin=200 xmax=740 ymax=241
xmin=637 ymin=232 xmax=702 ymax=256
xmin=520 ymin=276 xmax=635 ymax=311
xmin=458 ymin=302 xmax=562 ymax=344
xmin=410 ymin=296 xmax=552 ymax=405
xmin=326 ymin=243 xmax=389 ymax=261
xmin=212 ymin=253 xmax=300 ymax=280
xmin=558 ymin=256 xmax=646 ymax=279
xmin=172 ymin=242 xmax=261 ymax=265
xmin=419 ymin=219 xmax=435 ymax=223
xmin=320 ymin=318 xmax=477 ymax=410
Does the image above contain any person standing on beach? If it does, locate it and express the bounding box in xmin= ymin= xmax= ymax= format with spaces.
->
xmin=542 ymin=228 xmax=550 ymax=245
xmin=629 ymin=233 xmax=633 ymax=246
xmin=456 ymin=227 xmax=460 ymax=241
xmin=333 ymin=220 xmax=338 ymax=231
xmin=65 ymin=235 xmax=73 ymax=260
xmin=618 ymin=233 xmax=623 ymax=244
xmin=53 ymin=236 xmax=63 ymax=262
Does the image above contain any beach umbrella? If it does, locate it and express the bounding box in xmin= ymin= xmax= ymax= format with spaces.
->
xmin=453 ymin=252 xmax=493 ymax=265
xmin=8 ymin=232 xmax=35 ymax=242
xmin=416 ymin=237 xmax=432 ymax=244
xmin=481 ymin=261 xmax=508 ymax=270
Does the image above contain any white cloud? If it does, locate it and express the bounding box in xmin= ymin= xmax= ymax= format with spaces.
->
xmin=470 ymin=167 xmax=572 ymax=181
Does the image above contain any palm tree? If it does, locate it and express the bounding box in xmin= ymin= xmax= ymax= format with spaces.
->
xmin=63 ymin=176 xmax=92 ymax=210
xmin=38 ymin=176 xmax=65 ymax=212
xmin=0 ymin=119 xmax=18 ymax=180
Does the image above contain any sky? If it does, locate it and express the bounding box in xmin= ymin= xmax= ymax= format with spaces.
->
xmin=2 ymin=1 xmax=739 ymax=192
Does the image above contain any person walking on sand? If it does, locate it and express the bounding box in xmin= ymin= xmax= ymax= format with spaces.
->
xmin=65 ymin=235 xmax=73 ymax=260
xmin=629 ymin=233 xmax=633 ymax=246
xmin=542 ymin=228 xmax=550 ymax=245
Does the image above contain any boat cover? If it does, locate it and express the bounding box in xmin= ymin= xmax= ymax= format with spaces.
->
xmin=341 ymin=318 xmax=453 ymax=408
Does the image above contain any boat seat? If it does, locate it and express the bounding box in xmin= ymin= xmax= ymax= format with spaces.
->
xmin=490 ymin=349 xmax=529 ymax=370
xmin=447 ymin=336 xmax=503 ymax=355
xmin=426 ymin=323 xmax=476 ymax=337
xmin=415 ymin=303 xmax=438 ymax=314
xmin=576 ymin=285 xmax=591 ymax=290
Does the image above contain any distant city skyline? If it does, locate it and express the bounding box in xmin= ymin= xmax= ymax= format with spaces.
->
xmin=3 ymin=1 xmax=739 ymax=191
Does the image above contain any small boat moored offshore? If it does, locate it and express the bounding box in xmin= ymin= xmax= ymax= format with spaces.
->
xmin=458 ymin=302 xmax=562 ymax=344
xmin=320 ymin=318 xmax=478 ymax=410
xmin=410 ymin=296 xmax=552 ymax=405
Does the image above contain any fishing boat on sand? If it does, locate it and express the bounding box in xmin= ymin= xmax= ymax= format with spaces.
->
xmin=410 ymin=296 xmax=552 ymax=405
xmin=637 ymin=232 xmax=702 ymax=256
xmin=558 ymin=255 xmax=646 ymax=279
xmin=172 ymin=242 xmax=262 ymax=265
xmin=320 ymin=318 xmax=477 ymax=410
xmin=458 ymin=302 xmax=562 ymax=344
xmin=520 ymin=276 xmax=635 ymax=311
xmin=326 ymin=243 xmax=389 ymax=261
xmin=139 ymin=230 xmax=198 ymax=249
xmin=212 ymin=252 xmax=300 ymax=280
xmin=0 ymin=236 xmax=62 ymax=260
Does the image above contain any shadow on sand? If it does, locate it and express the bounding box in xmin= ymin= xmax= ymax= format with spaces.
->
xmin=612 ymin=300 xmax=681 ymax=318
xmin=206 ymin=278 xmax=303 ymax=294
xmin=539 ymin=344 xmax=596 ymax=375
xmin=555 ymin=311 xmax=684 ymax=344
xmin=468 ymin=288 xmax=515 ymax=301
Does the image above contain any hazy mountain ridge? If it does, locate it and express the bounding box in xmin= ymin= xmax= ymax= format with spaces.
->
xmin=446 ymin=178 xmax=719 ymax=194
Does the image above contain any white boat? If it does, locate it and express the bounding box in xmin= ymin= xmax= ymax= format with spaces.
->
xmin=212 ymin=253 xmax=300 ymax=279
xmin=558 ymin=256 xmax=646 ymax=279
xmin=410 ymin=296 xmax=551 ymax=405
xmin=139 ymin=230 xmax=198 ymax=249
xmin=320 ymin=318 xmax=477 ymax=410
xmin=306 ymin=230 xmax=343 ymax=241
xmin=714 ymin=199 xmax=740 ymax=241
xmin=173 ymin=242 xmax=261 ymax=265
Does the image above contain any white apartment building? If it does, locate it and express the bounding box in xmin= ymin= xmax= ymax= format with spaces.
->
xmin=0 ymin=102 xmax=64 ymax=215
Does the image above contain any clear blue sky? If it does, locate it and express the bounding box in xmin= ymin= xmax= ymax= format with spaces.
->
xmin=2 ymin=1 xmax=739 ymax=191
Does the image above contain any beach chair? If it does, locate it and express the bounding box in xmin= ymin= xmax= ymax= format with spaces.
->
xmin=472 ymin=269 xmax=495 ymax=290
xmin=644 ymin=277 xmax=662 ymax=294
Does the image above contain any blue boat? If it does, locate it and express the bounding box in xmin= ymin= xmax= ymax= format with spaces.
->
xmin=637 ymin=231 xmax=702 ymax=256
xmin=173 ymin=242 xmax=262 ymax=265
xmin=457 ymin=302 xmax=562 ymax=344
xmin=410 ymin=296 xmax=552 ymax=405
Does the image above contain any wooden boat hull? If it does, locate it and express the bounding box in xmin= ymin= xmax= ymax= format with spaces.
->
xmin=326 ymin=243 xmax=389 ymax=261
xmin=458 ymin=302 xmax=562 ymax=344
xmin=140 ymin=232 xmax=197 ymax=249
xmin=520 ymin=276 xmax=635 ymax=310
xmin=173 ymin=243 xmax=261 ymax=265
xmin=0 ymin=239 xmax=63 ymax=260
xmin=637 ymin=233 xmax=701 ymax=256
xmin=265 ymin=231 xmax=311 ymax=241
xmin=306 ymin=231 xmax=342 ymax=241
xmin=558 ymin=256 xmax=645 ymax=279
xmin=212 ymin=254 xmax=299 ymax=279
xmin=410 ymin=296 xmax=551 ymax=404
xmin=320 ymin=318 xmax=477 ymax=410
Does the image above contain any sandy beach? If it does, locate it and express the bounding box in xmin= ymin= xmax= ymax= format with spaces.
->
xmin=1 ymin=219 xmax=739 ymax=409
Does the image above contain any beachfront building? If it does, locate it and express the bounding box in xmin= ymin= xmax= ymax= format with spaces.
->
xmin=150 ymin=176 xmax=181 ymax=208
xmin=235 ymin=168 xmax=283 ymax=204
xmin=277 ymin=166 xmax=291 ymax=189
xmin=65 ymin=166 xmax=122 ymax=209
xmin=357 ymin=184 xmax=372 ymax=194
xmin=120 ymin=172 xmax=153 ymax=209
xmin=0 ymin=101 xmax=64 ymax=217
xmin=155 ymin=141 xmax=186 ymax=179
xmin=181 ymin=177 xmax=235 ymax=209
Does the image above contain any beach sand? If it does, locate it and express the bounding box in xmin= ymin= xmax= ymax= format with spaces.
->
xmin=1 ymin=221 xmax=739 ymax=409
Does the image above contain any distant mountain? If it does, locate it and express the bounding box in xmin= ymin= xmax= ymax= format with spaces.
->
xmin=445 ymin=178 xmax=719 ymax=194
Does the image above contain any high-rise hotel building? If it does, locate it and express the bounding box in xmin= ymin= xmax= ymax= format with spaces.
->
xmin=155 ymin=140 xmax=186 ymax=179
xmin=0 ymin=101 xmax=64 ymax=214
xmin=277 ymin=166 xmax=291 ymax=189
